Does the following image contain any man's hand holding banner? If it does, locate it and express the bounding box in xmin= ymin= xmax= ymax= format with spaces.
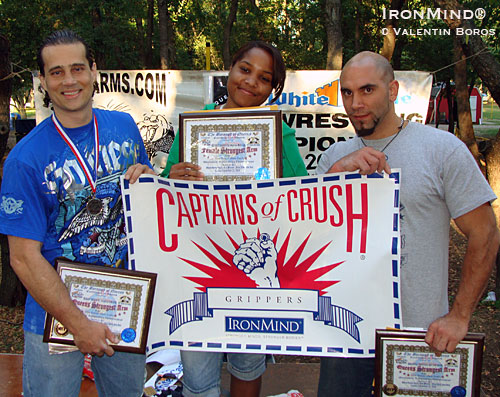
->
xmin=121 ymin=172 xmax=401 ymax=357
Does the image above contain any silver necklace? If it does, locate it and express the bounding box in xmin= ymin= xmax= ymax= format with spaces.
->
xmin=360 ymin=118 xmax=405 ymax=158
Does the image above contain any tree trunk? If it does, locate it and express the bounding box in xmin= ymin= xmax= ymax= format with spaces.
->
xmin=453 ymin=35 xmax=484 ymax=173
xmin=135 ymin=17 xmax=146 ymax=67
xmin=145 ymin=0 xmax=154 ymax=68
xmin=223 ymin=0 xmax=239 ymax=69
xmin=445 ymin=80 xmax=454 ymax=133
xmin=166 ymin=6 xmax=177 ymax=69
xmin=354 ymin=7 xmax=360 ymax=54
xmin=158 ymin=0 xmax=169 ymax=69
xmin=434 ymin=0 xmax=500 ymax=108
xmin=380 ymin=0 xmax=404 ymax=61
xmin=392 ymin=36 xmax=404 ymax=70
xmin=324 ymin=0 xmax=342 ymax=69
xmin=0 ymin=34 xmax=11 ymax=168
xmin=485 ymin=135 xmax=500 ymax=298
xmin=0 ymin=34 xmax=11 ymax=140
xmin=0 ymin=35 xmax=25 ymax=307
xmin=91 ymin=7 xmax=105 ymax=68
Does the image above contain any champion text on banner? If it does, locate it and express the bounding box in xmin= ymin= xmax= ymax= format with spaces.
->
xmin=121 ymin=172 xmax=402 ymax=357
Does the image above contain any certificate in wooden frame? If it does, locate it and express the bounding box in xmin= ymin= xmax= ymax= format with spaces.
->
xmin=43 ymin=259 xmax=157 ymax=354
xmin=179 ymin=109 xmax=283 ymax=181
xmin=374 ymin=329 xmax=484 ymax=397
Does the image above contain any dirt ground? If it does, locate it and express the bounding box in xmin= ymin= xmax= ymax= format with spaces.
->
xmin=0 ymin=226 xmax=498 ymax=394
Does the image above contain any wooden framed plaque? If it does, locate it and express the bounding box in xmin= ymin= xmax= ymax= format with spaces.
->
xmin=374 ymin=329 xmax=484 ymax=397
xmin=43 ymin=259 xmax=157 ymax=354
xmin=179 ymin=109 xmax=283 ymax=181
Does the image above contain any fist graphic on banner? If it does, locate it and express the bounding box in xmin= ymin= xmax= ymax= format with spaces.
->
xmin=233 ymin=233 xmax=280 ymax=288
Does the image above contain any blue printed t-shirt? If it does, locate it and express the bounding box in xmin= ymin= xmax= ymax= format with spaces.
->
xmin=0 ymin=108 xmax=151 ymax=334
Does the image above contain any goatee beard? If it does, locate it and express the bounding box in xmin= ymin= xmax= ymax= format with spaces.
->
xmin=353 ymin=116 xmax=380 ymax=138
xmin=355 ymin=127 xmax=375 ymax=137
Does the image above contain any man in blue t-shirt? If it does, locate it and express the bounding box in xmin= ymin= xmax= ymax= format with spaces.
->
xmin=0 ymin=30 xmax=154 ymax=396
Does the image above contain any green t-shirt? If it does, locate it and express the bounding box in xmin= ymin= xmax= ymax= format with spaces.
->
xmin=160 ymin=103 xmax=307 ymax=178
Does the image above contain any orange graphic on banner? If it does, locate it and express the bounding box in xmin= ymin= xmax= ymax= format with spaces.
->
xmin=315 ymin=80 xmax=339 ymax=107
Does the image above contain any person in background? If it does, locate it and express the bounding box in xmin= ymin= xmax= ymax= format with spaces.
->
xmin=316 ymin=51 xmax=499 ymax=396
xmin=0 ymin=30 xmax=154 ymax=396
xmin=162 ymin=41 xmax=308 ymax=397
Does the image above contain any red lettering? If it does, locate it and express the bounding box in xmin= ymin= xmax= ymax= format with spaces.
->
xmin=287 ymin=189 xmax=299 ymax=222
xmin=176 ymin=192 xmax=194 ymax=227
xmin=199 ymin=194 xmax=211 ymax=223
xmin=346 ymin=183 xmax=368 ymax=253
xmin=224 ymin=195 xmax=232 ymax=224
xmin=156 ymin=188 xmax=178 ymax=252
xmin=246 ymin=194 xmax=258 ymax=225
xmin=313 ymin=186 xmax=328 ymax=223
xmin=212 ymin=195 xmax=227 ymax=224
xmin=329 ymin=185 xmax=343 ymax=226
xmin=188 ymin=193 xmax=202 ymax=225
xmin=299 ymin=188 xmax=312 ymax=220
xmin=230 ymin=194 xmax=245 ymax=224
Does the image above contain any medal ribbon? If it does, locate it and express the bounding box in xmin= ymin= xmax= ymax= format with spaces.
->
xmin=52 ymin=114 xmax=99 ymax=193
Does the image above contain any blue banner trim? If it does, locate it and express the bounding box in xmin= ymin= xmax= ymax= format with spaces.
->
xmin=139 ymin=176 xmax=155 ymax=183
xmin=235 ymin=184 xmax=252 ymax=190
xmin=279 ymin=180 xmax=297 ymax=186
xmin=286 ymin=346 xmax=302 ymax=351
xmin=301 ymin=178 xmax=319 ymax=184
xmin=214 ymin=185 xmax=230 ymax=190
xmin=129 ymin=236 xmax=134 ymax=255
xmin=125 ymin=194 xmax=131 ymax=211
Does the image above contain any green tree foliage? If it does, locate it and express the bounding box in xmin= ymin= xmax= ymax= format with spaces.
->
xmin=0 ymin=0 xmax=499 ymax=74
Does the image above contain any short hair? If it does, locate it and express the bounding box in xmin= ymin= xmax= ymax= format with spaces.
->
xmin=231 ymin=41 xmax=286 ymax=103
xmin=37 ymin=30 xmax=94 ymax=76
xmin=37 ymin=30 xmax=95 ymax=108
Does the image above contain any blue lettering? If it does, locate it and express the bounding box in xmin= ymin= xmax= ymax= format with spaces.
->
xmin=225 ymin=317 xmax=304 ymax=334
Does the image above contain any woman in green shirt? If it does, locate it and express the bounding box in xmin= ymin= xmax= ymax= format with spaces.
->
xmin=163 ymin=41 xmax=307 ymax=397
xmin=161 ymin=41 xmax=307 ymax=181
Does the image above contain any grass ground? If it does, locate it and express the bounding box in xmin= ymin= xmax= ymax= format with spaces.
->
xmin=476 ymin=101 xmax=500 ymax=138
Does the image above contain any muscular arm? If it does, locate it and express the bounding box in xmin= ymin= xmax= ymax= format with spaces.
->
xmin=9 ymin=236 xmax=117 ymax=356
xmin=425 ymin=203 xmax=499 ymax=352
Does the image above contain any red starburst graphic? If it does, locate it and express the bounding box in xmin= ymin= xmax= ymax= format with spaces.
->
xmin=182 ymin=229 xmax=342 ymax=295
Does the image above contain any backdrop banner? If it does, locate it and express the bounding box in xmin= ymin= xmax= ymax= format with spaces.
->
xmin=121 ymin=171 xmax=402 ymax=357
xmin=34 ymin=70 xmax=432 ymax=174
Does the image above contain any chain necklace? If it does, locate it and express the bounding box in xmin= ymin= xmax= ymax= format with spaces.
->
xmin=360 ymin=118 xmax=405 ymax=158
